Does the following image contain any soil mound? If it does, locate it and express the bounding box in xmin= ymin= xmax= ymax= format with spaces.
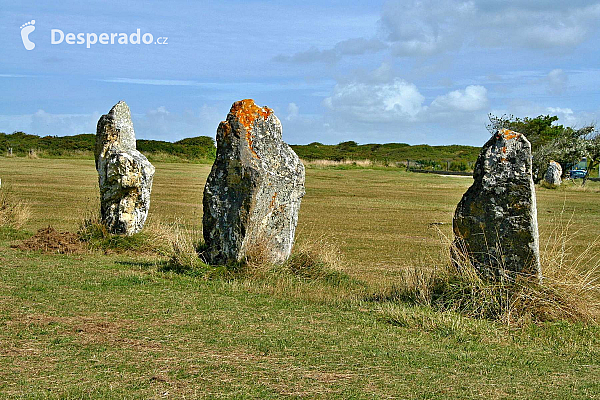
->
xmin=12 ymin=226 xmax=83 ymax=254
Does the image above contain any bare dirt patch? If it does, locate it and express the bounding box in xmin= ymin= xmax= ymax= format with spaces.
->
xmin=11 ymin=226 xmax=83 ymax=254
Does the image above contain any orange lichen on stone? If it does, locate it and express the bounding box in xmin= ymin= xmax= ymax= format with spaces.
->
xmin=229 ymin=99 xmax=272 ymax=159
xmin=500 ymin=128 xmax=520 ymax=140
xmin=219 ymin=120 xmax=231 ymax=137
xmin=230 ymin=99 xmax=273 ymax=130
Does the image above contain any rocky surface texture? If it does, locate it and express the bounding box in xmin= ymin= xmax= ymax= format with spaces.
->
xmin=95 ymin=101 xmax=155 ymax=235
xmin=544 ymin=160 xmax=562 ymax=186
xmin=453 ymin=129 xmax=541 ymax=280
xmin=203 ymin=99 xmax=305 ymax=265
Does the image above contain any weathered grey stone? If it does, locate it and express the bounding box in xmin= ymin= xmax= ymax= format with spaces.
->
xmin=95 ymin=101 xmax=155 ymax=235
xmin=453 ymin=129 xmax=541 ymax=280
xmin=544 ymin=160 xmax=562 ymax=186
xmin=203 ymin=99 xmax=305 ymax=265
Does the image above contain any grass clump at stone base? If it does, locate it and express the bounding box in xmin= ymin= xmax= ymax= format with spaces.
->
xmin=540 ymin=180 xmax=560 ymax=189
xmin=157 ymin=224 xmax=228 ymax=278
xmin=245 ymin=237 xmax=365 ymax=292
xmin=77 ymin=215 xmax=174 ymax=256
xmin=160 ymin=230 xmax=365 ymax=299
xmin=370 ymin=223 xmax=600 ymax=326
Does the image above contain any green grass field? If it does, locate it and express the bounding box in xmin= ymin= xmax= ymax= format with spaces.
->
xmin=0 ymin=157 xmax=599 ymax=398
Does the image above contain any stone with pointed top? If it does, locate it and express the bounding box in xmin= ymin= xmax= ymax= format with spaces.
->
xmin=202 ymin=99 xmax=305 ymax=264
xmin=452 ymin=129 xmax=541 ymax=280
xmin=95 ymin=101 xmax=155 ymax=235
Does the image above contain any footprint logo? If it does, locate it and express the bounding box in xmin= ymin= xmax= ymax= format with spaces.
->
xmin=20 ymin=20 xmax=36 ymax=50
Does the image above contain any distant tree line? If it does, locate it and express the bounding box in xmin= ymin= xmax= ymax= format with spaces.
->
xmin=0 ymin=131 xmax=217 ymax=162
xmin=0 ymin=131 xmax=482 ymax=169
xmin=6 ymin=118 xmax=595 ymax=176
xmin=290 ymin=141 xmax=480 ymax=168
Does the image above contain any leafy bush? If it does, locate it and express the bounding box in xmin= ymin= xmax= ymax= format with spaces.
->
xmin=449 ymin=161 xmax=468 ymax=171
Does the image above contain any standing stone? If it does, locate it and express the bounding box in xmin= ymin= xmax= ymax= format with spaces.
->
xmin=544 ymin=160 xmax=562 ymax=186
xmin=453 ymin=129 xmax=541 ymax=280
xmin=203 ymin=99 xmax=305 ymax=265
xmin=95 ymin=101 xmax=155 ymax=235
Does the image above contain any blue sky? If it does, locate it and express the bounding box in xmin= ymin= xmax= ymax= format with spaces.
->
xmin=1 ymin=0 xmax=600 ymax=146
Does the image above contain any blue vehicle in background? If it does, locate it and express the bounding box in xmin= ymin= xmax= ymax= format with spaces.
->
xmin=567 ymin=158 xmax=588 ymax=179
xmin=569 ymin=169 xmax=587 ymax=179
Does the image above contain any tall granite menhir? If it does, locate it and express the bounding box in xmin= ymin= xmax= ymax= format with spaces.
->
xmin=203 ymin=99 xmax=305 ymax=264
xmin=453 ymin=129 xmax=541 ymax=280
xmin=95 ymin=101 xmax=155 ymax=235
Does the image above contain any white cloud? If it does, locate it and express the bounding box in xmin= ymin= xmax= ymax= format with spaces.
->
xmin=317 ymin=68 xmax=496 ymax=145
xmin=547 ymin=106 xmax=577 ymax=124
xmin=149 ymin=106 xmax=170 ymax=115
xmin=380 ymin=0 xmax=600 ymax=56
xmin=323 ymin=78 xmax=426 ymax=122
xmin=275 ymin=1 xmax=600 ymax=64
xmin=286 ymin=103 xmax=299 ymax=121
xmin=381 ymin=0 xmax=472 ymax=56
xmin=431 ymin=85 xmax=489 ymax=112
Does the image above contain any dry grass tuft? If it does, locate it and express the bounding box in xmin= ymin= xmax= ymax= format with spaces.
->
xmin=380 ymin=220 xmax=600 ymax=325
xmin=285 ymin=237 xmax=345 ymax=280
xmin=162 ymin=223 xmax=210 ymax=274
xmin=241 ymin=234 xmax=346 ymax=281
xmin=539 ymin=181 xmax=559 ymax=190
xmin=241 ymin=235 xmax=278 ymax=278
xmin=536 ymin=209 xmax=600 ymax=322
xmin=77 ymin=212 xmax=178 ymax=255
xmin=160 ymin=226 xmax=359 ymax=297
xmin=0 ymin=184 xmax=31 ymax=229
xmin=241 ymin=234 xmax=364 ymax=303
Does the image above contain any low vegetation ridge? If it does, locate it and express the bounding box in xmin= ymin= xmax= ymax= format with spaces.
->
xmin=0 ymin=131 xmax=217 ymax=163
xmin=0 ymin=131 xmax=479 ymax=167
xmin=291 ymin=141 xmax=479 ymax=169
